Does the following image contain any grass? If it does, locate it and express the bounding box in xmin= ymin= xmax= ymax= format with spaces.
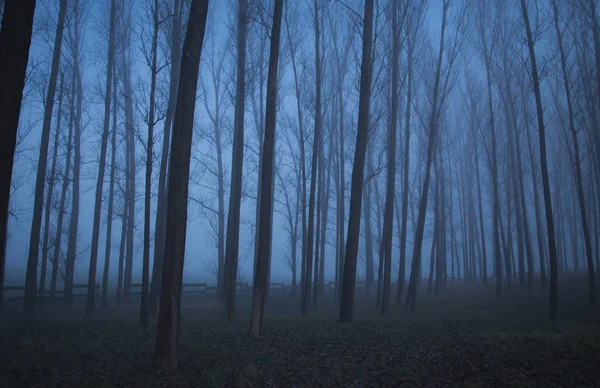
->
xmin=1 ymin=274 xmax=600 ymax=387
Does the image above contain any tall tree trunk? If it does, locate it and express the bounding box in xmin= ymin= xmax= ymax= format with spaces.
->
xmin=116 ymin=180 xmax=128 ymax=308
xmin=224 ymin=0 xmax=247 ymax=323
xmin=363 ymin=153 xmax=374 ymax=296
xmin=381 ymin=0 xmax=399 ymax=315
xmin=51 ymin=76 xmax=75 ymax=306
xmin=552 ymin=0 xmax=595 ymax=301
xmin=339 ymin=0 xmax=374 ymax=323
xmin=150 ymin=0 xmax=182 ymax=315
xmin=522 ymin=84 xmax=547 ymax=287
xmin=23 ymin=0 xmax=68 ymax=319
xmin=123 ymin=32 xmax=136 ymax=304
xmin=406 ymin=1 xmax=448 ymax=313
xmin=153 ymin=0 xmax=209 ymax=370
xmin=249 ymin=0 xmax=283 ymax=338
xmin=64 ymin=0 xmax=84 ymax=308
xmin=39 ymin=73 xmax=65 ymax=309
xmin=520 ymin=0 xmax=559 ymax=322
xmin=397 ymin=13 xmax=413 ymax=303
xmin=0 ymin=0 xmax=37 ymax=314
xmin=86 ymin=0 xmax=117 ymax=315
xmin=301 ymin=0 xmax=322 ymax=316
xmin=141 ymin=0 xmax=160 ymax=328
xmin=102 ymin=65 xmax=118 ymax=308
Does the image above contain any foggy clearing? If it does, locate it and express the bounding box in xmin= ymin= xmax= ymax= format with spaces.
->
xmin=0 ymin=0 xmax=599 ymax=386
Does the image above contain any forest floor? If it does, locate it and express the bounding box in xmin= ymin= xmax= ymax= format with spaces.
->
xmin=1 ymin=274 xmax=600 ymax=387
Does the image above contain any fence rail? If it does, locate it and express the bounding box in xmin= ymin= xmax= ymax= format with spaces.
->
xmin=2 ymin=283 xmax=100 ymax=301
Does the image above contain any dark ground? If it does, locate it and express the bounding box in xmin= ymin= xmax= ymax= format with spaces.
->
xmin=1 ymin=274 xmax=600 ymax=387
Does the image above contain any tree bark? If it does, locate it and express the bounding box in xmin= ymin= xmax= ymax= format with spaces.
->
xmin=520 ymin=0 xmax=559 ymax=322
xmin=249 ymin=0 xmax=283 ymax=338
xmin=150 ymin=0 xmax=183 ymax=315
xmin=86 ymin=0 xmax=117 ymax=315
xmin=141 ymin=0 xmax=160 ymax=328
xmin=64 ymin=0 xmax=84 ymax=308
xmin=153 ymin=0 xmax=209 ymax=370
xmin=224 ymin=0 xmax=247 ymax=323
xmin=102 ymin=61 xmax=119 ymax=309
xmin=339 ymin=0 xmax=374 ymax=323
xmin=381 ymin=0 xmax=399 ymax=315
xmin=552 ymin=0 xmax=595 ymax=301
xmin=0 ymin=0 xmax=37 ymax=314
xmin=39 ymin=73 xmax=65 ymax=310
xmin=24 ymin=0 xmax=68 ymax=319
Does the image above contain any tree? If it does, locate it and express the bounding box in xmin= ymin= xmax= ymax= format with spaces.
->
xmin=23 ymin=0 xmax=68 ymax=319
xmin=339 ymin=0 xmax=374 ymax=323
xmin=150 ymin=0 xmax=183 ymax=315
xmin=140 ymin=0 xmax=161 ymax=328
xmin=224 ymin=0 xmax=248 ymax=323
xmin=101 ymin=63 xmax=119 ymax=309
xmin=153 ymin=0 xmax=209 ymax=370
xmin=38 ymin=72 xmax=65 ymax=309
xmin=520 ymin=0 xmax=559 ymax=322
xmin=551 ymin=0 xmax=595 ymax=300
xmin=0 ymin=0 xmax=37 ymax=313
xmin=249 ymin=0 xmax=284 ymax=339
xmin=86 ymin=0 xmax=117 ymax=316
xmin=406 ymin=0 xmax=466 ymax=312
xmin=380 ymin=0 xmax=399 ymax=315
xmin=301 ymin=0 xmax=322 ymax=316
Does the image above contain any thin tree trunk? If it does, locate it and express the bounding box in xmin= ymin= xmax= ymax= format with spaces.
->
xmin=64 ymin=1 xmax=84 ymax=308
xmin=249 ymin=0 xmax=283 ymax=338
xmin=397 ymin=13 xmax=413 ymax=303
xmin=520 ymin=0 xmax=559 ymax=322
xmin=86 ymin=0 xmax=117 ymax=315
xmin=102 ymin=64 xmax=118 ymax=309
xmin=301 ymin=0 xmax=322 ymax=316
xmin=24 ymin=0 xmax=68 ymax=319
xmin=224 ymin=0 xmax=247 ymax=323
xmin=380 ymin=0 xmax=398 ymax=315
xmin=552 ymin=0 xmax=595 ymax=299
xmin=51 ymin=77 xmax=74 ymax=306
xmin=339 ymin=0 xmax=374 ymax=323
xmin=150 ymin=0 xmax=182 ymax=316
xmin=141 ymin=0 xmax=160 ymax=328
xmin=39 ymin=73 xmax=65 ymax=309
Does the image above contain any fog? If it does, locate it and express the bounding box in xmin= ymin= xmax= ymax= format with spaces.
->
xmin=0 ymin=0 xmax=599 ymax=385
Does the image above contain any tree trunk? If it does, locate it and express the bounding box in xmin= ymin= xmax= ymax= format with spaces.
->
xmin=224 ymin=0 xmax=247 ymax=323
xmin=380 ymin=0 xmax=398 ymax=315
xmin=301 ymin=0 xmax=322 ymax=316
xmin=141 ymin=0 xmax=160 ymax=328
xmin=520 ymin=0 xmax=559 ymax=322
xmin=64 ymin=0 xmax=84 ymax=308
xmin=339 ymin=0 xmax=374 ymax=323
xmin=123 ymin=30 xmax=136 ymax=304
xmin=552 ymin=0 xmax=595 ymax=301
xmin=0 ymin=0 xmax=37 ymax=314
xmin=150 ymin=0 xmax=182 ymax=316
xmin=23 ymin=0 xmax=68 ymax=319
xmin=51 ymin=76 xmax=75 ymax=306
xmin=85 ymin=0 xmax=117 ymax=315
xmin=39 ymin=73 xmax=65 ymax=310
xmin=153 ymin=0 xmax=209 ymax=370
xmin=406 ymin=2 xmax=448 ymax=313
xmin=102 ymin=63 xmax=118 ymax=308
xmin=397 ymin=12 xmax=413 ymax=303
xmin=249 ymin=0 xmax=283 ymax=338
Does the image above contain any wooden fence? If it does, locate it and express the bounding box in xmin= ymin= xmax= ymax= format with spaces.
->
xmin=2 ymin=283 xmax=100 ymax=302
